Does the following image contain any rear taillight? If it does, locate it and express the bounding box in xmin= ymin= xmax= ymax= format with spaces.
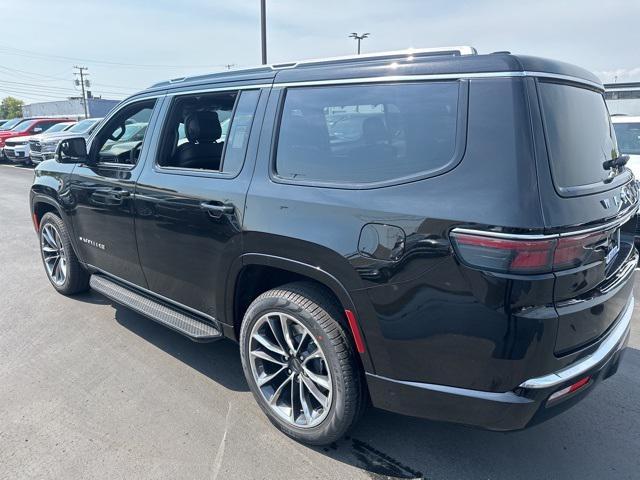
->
xmin=450 ymin=230 xmax=608 ymax=274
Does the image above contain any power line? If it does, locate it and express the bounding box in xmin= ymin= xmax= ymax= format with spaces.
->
xmin=0 ymin=65 xmax=141 ymax=92
xmin=0 ymin=45 xmax=230 ymax=69
xmin=0 ymin=77 xmax=133 ymax=97
xmin=0 ymin=65 xmax=71 ymax=82
xmin=0 ymin=88 xmax=72 ymax=101
xmin=0 ymin=78 xmax=81 ymax=93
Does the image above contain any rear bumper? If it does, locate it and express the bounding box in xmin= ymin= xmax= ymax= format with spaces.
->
xmin=366 ymin=295 xmax=633 ymax=431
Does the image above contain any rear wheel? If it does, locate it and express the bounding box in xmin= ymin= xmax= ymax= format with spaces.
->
xmin=239 ymin=282 xmax=365 ymax=445
xmin=39 ymin=212 xmax=89 ymax=295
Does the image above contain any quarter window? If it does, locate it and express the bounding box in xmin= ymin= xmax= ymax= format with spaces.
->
xmin=275 ymin=82 xmax=461 ymax=185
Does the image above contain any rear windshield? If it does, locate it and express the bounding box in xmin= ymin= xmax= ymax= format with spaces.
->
xmin=613 ymin=122 xmax=640 ymax=155
xmin=539 ymin=82 xmax=622 ymax=194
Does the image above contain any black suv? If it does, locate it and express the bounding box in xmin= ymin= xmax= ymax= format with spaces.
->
xmin=30 ymin=47 xmax=638 ymax=445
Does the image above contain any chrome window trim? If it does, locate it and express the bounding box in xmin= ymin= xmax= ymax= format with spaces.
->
xmin=154 ymin=72 xmax=601 ymax=98
xmin=166 ymin=84 xmax=270 ymax=97
xmin=272 ymin=71 xmax=603 ymax=90
xmin=519 ymin=296 xmax=633 ymax=389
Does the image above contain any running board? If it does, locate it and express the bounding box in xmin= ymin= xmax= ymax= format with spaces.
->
xmin=90 ymin=274 xmax=222 ymax=342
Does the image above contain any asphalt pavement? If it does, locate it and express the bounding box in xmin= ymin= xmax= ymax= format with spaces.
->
xmin=1 ymin=163 xmax=639 ymax=480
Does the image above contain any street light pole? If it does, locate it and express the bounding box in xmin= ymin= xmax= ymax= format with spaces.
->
xmin=260 ymin=0 xmax=267 ymax=64
xmin=349 ymin=32 xmax=370 ymax=55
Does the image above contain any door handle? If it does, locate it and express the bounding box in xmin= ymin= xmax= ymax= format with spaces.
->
xmin=200 ymin=201 xmax=234 ymax=217
xmin=108 ymin=189 xmax=131 ymax=201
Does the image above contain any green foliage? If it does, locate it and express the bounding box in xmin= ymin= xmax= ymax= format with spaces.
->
xmin=0 ymin=97 xmax=25 ymax=119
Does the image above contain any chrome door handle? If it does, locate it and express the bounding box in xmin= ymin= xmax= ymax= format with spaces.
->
xmin=200 ymin=202 xmax=234 ymax=217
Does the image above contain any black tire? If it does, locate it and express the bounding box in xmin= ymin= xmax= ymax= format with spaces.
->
xmin=239 ymin=281 xmax=365 ymax=445
xmin=39 ymin=212 xmax=90 ymax=295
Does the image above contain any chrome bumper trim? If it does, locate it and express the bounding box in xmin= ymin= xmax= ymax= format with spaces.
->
xmin=519 ymin=296 xmax=634 ymax=389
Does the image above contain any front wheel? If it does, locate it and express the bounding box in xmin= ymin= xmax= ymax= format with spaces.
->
xmin=39 ymin=212 xmax=89 ymax=295
xmin=239 ymin=282 xmax=365 ymax=445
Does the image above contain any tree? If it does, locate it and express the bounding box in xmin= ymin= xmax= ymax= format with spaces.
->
xmin=0 ymin=97 xmax=25 ymax=119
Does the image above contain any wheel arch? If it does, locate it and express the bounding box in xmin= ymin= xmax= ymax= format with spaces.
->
xmin=31 ymin=194 xmax=62 ymax=230
xmin=30 ymin=193 xmax=84 ymax=264
xmin=224 ymin=253 xmax=374 ymax=372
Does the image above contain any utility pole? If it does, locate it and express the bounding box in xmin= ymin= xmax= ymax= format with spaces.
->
xmin=349 ymin=32 xmax=370 ymax=55
xmin=260 ymin=0 xmax=267 ymax=64
xmin=73 ymin=66 xmax=89 ymax=119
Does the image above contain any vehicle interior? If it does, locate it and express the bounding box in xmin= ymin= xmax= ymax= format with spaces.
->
xmin=158 ymin=92 xmax=236 ymax=171
xmin=94 ymin=101 xmax=155 ymax=165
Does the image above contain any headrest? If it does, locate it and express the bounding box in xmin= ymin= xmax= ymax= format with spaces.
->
xmin=184 ymin=110 xmax=222 ymax=143
xmin=362 ymin=117 xmax=389 ymax=143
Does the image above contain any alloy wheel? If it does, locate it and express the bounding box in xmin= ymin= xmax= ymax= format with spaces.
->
xmin=41 ymin=223 xmax=67 ymax=286
xmin=249 ymin=312 xmax=333 ymax=428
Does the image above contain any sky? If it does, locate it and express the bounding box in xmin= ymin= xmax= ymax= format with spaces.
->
xmin=0 ymin=0 xmax=638 ymax=104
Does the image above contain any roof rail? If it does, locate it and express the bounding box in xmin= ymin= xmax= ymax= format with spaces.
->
xmin=270 ymin=46 xmax=477 ymax=70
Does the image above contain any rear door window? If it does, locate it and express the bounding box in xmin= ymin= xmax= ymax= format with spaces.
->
xmin=538 ymin=82 xmax=625 ymax=195
xmin=274 ymin=82 xmax=463 ymax=186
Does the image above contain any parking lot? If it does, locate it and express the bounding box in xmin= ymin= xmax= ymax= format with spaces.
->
xmin=1 ymin=162 xmax=640 ymax=480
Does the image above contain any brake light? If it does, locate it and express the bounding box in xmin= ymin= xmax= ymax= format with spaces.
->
xmin=553 ymin=232 xmax=608 ymax=269
xmin=450 ymin=230 xmax=609 ymax=274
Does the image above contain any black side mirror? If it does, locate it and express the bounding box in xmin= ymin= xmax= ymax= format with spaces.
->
xmin=56 ymin=137 xmax=89 ymax=164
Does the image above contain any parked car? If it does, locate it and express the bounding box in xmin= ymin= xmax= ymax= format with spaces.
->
xmin=612 ymin=116 xmax=640 ymax=176
xmin=4 ymin=121 xmax=76 ymax=164
xmin=0 ymin=118 xmax=74 ymax=156
xmin=0 ymin=117 xmax=27 ymax=131
xmin=0 ymin=119 xmax=9 ymax=128
xmin=612 ymin=115 xmax=640 ymax=241
xmin=30 ymin=47 xmax=638 ymax=445
xmin=30 ymin=117 xmax=102 ymax=164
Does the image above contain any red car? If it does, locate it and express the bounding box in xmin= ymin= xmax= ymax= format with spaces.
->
xmin=0 ymin=118 xmax=74 ymax=148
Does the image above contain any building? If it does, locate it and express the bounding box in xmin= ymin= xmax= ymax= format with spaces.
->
xmin=21 ymin=97 xmax=121 ymax=119
xmin=604 ymin=82 xmax=640 ymax=116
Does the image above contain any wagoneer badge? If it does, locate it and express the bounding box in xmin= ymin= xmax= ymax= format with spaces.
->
xmin=79 ymin=237 xmax=106 ymax=250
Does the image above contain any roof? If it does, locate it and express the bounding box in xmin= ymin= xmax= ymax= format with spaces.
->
xmin=140 ymin=46 xmax=603 ymax=96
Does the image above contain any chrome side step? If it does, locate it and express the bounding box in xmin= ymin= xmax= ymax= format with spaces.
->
xmin=90 ymin=274 xmax=222 ymax=342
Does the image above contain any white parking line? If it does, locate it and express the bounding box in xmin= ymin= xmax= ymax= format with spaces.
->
xmin=0 ymin=163 xmax=33 ymax=171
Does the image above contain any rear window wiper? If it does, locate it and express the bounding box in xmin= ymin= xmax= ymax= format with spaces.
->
xmin=603 ymin=154 xmax=630 ymax=170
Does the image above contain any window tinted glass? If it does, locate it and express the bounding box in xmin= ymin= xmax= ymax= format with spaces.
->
xmin=613 ymin=122 xmax=640 ymax=155
xmin=1 ymin=118 xmax=23 ymax=130
xmin=44 ymin=122 xmax=72 ymax=133
xmin=158 ymin=91 xmax=237 ymax=171
xmin=14 ymin=120 xmax=37 ymax=132
xmin=94 ymin=100 xmax=156 ymax=165
xmin=275 ymin=82 xmax=460 ymax=184
xmin=221 ymin=90 xmax=260 ymax=175
xmin=539 ymin=82 xmax=619 ymax=190
xmin=69 ymin=118 xmax=99 ymax=133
